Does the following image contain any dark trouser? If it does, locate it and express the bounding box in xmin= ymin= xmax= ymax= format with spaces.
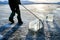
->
xmin=9 ymin=4 xmax=22 ymax=23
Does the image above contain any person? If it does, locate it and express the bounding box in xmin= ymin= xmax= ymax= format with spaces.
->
xmin=8 ymin=0 xmax=23 ymax=25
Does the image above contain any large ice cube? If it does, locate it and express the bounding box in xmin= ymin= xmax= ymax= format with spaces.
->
xmin=29 ymin=19 xmax=43 ymax=32
xmin=46 ymin=14 xmax=54 ymax=22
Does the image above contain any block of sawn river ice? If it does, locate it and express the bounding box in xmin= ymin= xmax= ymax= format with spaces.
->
xmin=29 ymin=19 xmax=43 ymax=32
xmin=46 ymin=14 xmax=54 ymax=22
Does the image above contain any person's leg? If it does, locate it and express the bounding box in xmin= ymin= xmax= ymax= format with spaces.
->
xmin=16 ymin=5 xmax=23 ymax=24
xmin=9 ymin=12 xmax=15 ymax=23
xmin=9 ymin=4 xmax=15 ymax=23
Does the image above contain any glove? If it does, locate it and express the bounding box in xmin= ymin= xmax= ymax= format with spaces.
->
xmin=19 ymin=2 xmax=21 ymax=5
xmin=17 ymin=0 xmax=21 ymax=5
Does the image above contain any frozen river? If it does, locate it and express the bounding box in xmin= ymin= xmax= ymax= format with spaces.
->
xmin=0 ymin=4 xmax=60 ymax=40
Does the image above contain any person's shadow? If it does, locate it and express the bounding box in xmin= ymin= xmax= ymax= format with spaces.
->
xmin=0 ymin=23 xmax=12 ymax=33
xmin=0 ymin=23 xmax=22 ymax=40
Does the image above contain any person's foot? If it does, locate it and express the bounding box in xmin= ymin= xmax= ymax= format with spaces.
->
xmin=9 ymin=19 xmax=14 ymax=24
xmin=18 ymin=21 xmax=23 ymax=25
